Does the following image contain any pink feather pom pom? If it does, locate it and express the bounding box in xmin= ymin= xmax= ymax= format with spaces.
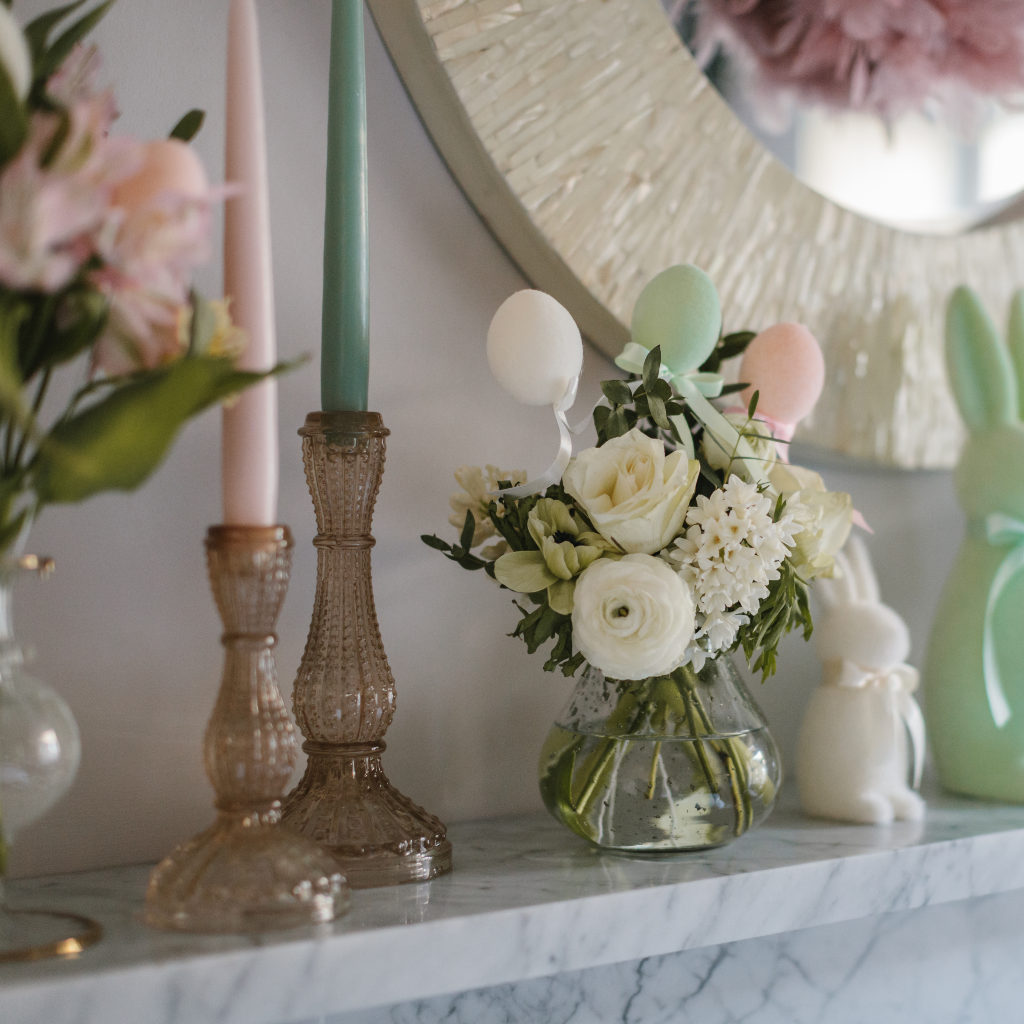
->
xmin=738 ymin=322 xmax=825 ymax=428
xmin=692 ymin=0 xmax=1024 ymax=127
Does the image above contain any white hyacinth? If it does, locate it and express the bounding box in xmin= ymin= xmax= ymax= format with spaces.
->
xmin=666 ymin=476 xmax=800 ymax=665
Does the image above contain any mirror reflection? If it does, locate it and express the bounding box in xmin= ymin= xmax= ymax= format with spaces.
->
xmin=665 ymin=1 xmax=1024 ymax=234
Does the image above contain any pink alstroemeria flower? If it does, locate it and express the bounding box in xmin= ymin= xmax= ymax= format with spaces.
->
xmin=0 ymin=44 xmax=140 ymax=293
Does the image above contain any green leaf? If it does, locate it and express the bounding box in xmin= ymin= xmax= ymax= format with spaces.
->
xmin=0 ymin=63 xmax=28 ymax=167
xmin=650 ymin=378 xmax=672 ymax=402
xmin=600 ymin=379 xmax=633 ymax=406
xmin=647 ymin=393 xmax=670 ymax=430
xmin=421 ymin=534 xmax=452 ymax=553
xmin=747 ymin=389 xmax=760 ymax=419
xmin=32 ymin=355 xmax=283 ymax=505
xmin=719 ymin=382 xmax=749 ymax=396
xmin=169 ymin=109 xmax=205 ymax=143
xmin=0 ymin=298 xmax=29 ymax=424
xmin=642 ymin=345 xmax=662 ymax=394
xmin=460 ymin=508 xmax=476 ymax=552
xmin=24 ymin=0 xmax=88 ymax=62
xmin=593 ymin=404 xmax=610 ymax=434
xmin=604 ymin=408 xmax=630 ymax=440
xmin=35 ymin=0 xmax=115 ymax=85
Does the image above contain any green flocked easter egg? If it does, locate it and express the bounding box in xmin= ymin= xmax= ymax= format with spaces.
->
xmin=630 ymin=264 xmax=722 ymax=375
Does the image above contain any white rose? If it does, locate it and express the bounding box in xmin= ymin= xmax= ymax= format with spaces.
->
xmin=572 ymin=554 xmax=695 ymax=680
xmin=0 ymin=5 xmax=30 ymax=102
xmin=769 ymin=463 xmax=852 ymax=579
xmin=563 ymin=429 xmax=699 ymax=555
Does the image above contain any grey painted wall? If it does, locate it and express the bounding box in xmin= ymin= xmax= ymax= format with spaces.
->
xmin=6 ymin=0 xmax=963 ymax=876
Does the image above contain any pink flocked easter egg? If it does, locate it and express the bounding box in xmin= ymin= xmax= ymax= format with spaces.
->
xmin=112 ymin=139 xmax=209 ymax=213
xmin=739 ymin=323 xmax=825 ymax=426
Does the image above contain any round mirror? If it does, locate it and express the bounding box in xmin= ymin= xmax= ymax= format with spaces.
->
xmin=368 ymin=0 xmax=1024 ymax=469
xmin=664 ymin=1 xmax=1024 ymax=234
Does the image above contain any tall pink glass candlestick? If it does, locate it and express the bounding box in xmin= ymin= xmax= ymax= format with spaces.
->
xmin=222 ymin=0 xmax=278 ymax=526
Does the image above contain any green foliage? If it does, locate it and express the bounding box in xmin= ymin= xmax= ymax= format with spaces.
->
xmin=595 ymin=345 xmax=691 ymax=449
xmin=0 ymin=62 xmax=28 ymax=166
xmin=700 ymin=330 xmax=756 ymax=375
xmin=740 ymin=495 xmax=813 ymax=681
xmin=170 ymin=109 xmax=205 ymax=143
xmin=420 ymin=510 xmax=491 ymax=572
xmin=30 ymin=0 xmax=114 ymax=91
xmin=421 ymin=482 xmax=588 ymax=675
xmin=32 ymin=355 xmax=289 ymax=504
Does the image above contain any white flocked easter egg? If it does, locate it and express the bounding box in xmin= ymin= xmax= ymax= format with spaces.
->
xmin=487 ymin=290 xmax=583 ymax=406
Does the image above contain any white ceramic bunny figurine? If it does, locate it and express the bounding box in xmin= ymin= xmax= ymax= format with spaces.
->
xmin=797 ymin=536 xmax=926 ymax=824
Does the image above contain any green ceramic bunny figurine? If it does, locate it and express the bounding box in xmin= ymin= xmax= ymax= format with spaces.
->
xmin=925 ymin=287 xmax=1024 ymax=802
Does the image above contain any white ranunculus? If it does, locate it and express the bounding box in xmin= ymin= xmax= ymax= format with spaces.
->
xmin=0 ymin=5 xmax=31 ymax=101
xmin=572 ymin=554 xmax=695 ymax=680
xmin=563 ymin=429 xmax=699 ymax=555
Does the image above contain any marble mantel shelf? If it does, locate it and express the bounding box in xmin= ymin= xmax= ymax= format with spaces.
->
xmin=4 ymin=798 xmax=1024 ymax=1024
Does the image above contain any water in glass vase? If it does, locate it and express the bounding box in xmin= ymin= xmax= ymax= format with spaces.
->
xmin=539 ymin=659 xmax=781 ymax=852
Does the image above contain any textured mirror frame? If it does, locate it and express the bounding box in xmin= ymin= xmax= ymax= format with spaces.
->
xmin=367 ymin=0 xmax=1024 ymax=469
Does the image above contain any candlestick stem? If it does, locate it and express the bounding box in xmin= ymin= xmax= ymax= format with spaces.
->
xmin=281 ymin=413 xmax=452 ymax=887
xmin=145 ymin=526 xmax=348 ymax=933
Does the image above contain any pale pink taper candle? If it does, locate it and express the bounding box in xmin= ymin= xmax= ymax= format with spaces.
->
xmin=222 ymin=0 xmax=278 ymax=526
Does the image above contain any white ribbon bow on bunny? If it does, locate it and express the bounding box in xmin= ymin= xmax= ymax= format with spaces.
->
xmin=829 ymin=661 xmax=925 ymax=789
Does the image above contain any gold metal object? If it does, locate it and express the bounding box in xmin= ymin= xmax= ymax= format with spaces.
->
xmin=0 ymin=908 xmax=101 ymax=963
xmin=144 ymin=525 xmax=349 ymax=933
xmin=281 ymin=412 xmax=452 ymax=888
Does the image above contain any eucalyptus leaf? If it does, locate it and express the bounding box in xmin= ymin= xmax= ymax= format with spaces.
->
xmin=747 ymin=389 xmax=760 ymax=419
xmin=33 ymin=355 xmax=282 ymax=504
xmin=642 ymin=345 xmax=662 ymax=394
xmin=600 ymin=379 xmax=633 ymax=406
xmin=647 ymin=393 xmax=670 ymax=429
xmin=459 ymin=508 xmax=476 ymax=552
xmin=605 ymin=408 xmax=630 ymax=440
xmin=421 ymin=534 xmax=452 ymax=553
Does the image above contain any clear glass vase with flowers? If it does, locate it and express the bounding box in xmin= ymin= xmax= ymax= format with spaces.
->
xmin=425 ymin=265 xmax=855 ymax=852
xmin=0 ymin=0 xmax=291 ymax=955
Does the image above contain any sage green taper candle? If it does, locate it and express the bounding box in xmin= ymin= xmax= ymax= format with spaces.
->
xmin=321 ymin=0 xmax=369 ymax=412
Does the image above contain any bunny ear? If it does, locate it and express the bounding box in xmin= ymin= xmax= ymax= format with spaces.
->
xmin=813 ymin=551 xmax=855 ymax=610
xmin=844 ymin=535 xmax=880 ymax=604
xmin=946 ymin=286 xmax=1019 ymax=430
xmin=1007 ymin=291 xmax=1024 ymax=419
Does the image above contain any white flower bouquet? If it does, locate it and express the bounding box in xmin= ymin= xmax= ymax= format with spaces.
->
xmin=424 ymin=266 xmax=854 ymax=850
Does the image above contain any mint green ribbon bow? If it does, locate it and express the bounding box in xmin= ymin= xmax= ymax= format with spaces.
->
xmin=980 ymin=513 xmax=1024 ymax=728
xmin=614 ymin=342 xmax=770 ymax=485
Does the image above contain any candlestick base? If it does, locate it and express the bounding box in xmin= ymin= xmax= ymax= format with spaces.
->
xmin=284 ymin=741 xmax=452 ymax=888
xmin=145 ymin=526 xmax=348 ymax=933
xmin=280 ymin=412 xmax=452 ymax=888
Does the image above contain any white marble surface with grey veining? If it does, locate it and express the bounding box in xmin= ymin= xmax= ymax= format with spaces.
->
xmin=3 ymin=798 xmax=1024 ymax=1024
xmin=323 ymin=889 xmax=1024 ymax=1024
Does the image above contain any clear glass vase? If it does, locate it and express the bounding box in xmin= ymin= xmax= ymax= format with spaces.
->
xmin=539 ymin=655 xmax=782 ymax=852
xmin=0 ymin=561 xmax=98 ymax=961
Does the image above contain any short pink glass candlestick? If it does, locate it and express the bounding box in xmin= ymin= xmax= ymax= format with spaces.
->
xmin=145 ymin=526 xmax=348 ymax=933
xmin=280 ymin=412 xmax=452 ymax=888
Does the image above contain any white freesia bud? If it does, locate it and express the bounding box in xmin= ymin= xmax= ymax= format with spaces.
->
xmin=572 ymin=554 xmax=695 ymax=680
xmin=0 ymin=5 xmax=31 ymax=102
xmin=563 ymin=429 xmax=699 ymax=555
xmin=703 ymin=413 xmax=777 ymax=478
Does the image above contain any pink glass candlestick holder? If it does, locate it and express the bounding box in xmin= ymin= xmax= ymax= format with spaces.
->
xmin=145 ymin=525 xmax=348 ymax=933
xmin=280 ymin=412 xmax=452 ymax=888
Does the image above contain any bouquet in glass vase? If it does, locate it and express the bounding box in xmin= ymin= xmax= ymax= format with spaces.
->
xmin=0 ymin=0 xmax=287 ymax=933
xmin=424 ymin=265 xmax=854 ymax=852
